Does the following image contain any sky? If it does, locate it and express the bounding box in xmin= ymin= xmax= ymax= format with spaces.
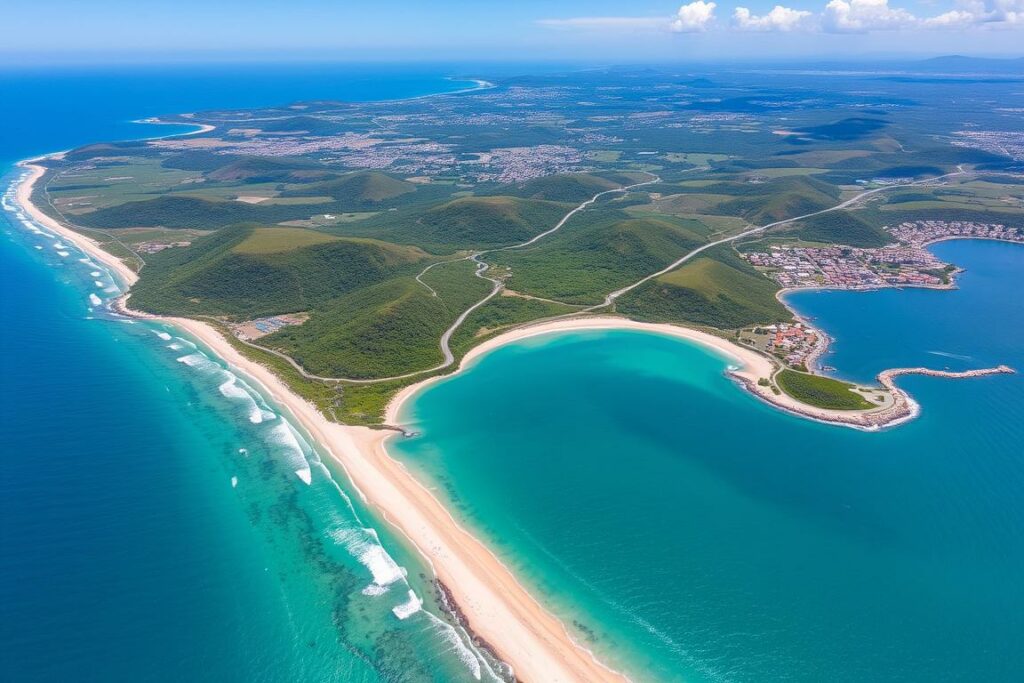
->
xmin=2 ymin=0 xmax=1022 ymax=64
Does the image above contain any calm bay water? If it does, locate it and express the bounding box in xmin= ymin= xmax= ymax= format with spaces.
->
xmin=392 ymin=239 xmax=1024 ymax=681
xmin=0 ymin=66 xmax=494 ymax=681
xmin=3 ymin=63 xmax=1023 ymax=683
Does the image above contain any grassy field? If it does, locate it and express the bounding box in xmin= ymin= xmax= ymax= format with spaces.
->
xmin=775 ymin=369 xmax=874 ymax=410
xmin=232 ymin=226 xmax=341 ymax=253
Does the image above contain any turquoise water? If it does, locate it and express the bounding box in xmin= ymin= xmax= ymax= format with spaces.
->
xmin=392 ymin=239 xmax=1024 ymax=681
xmin=0 ymin=68 xmax=497 ymax=681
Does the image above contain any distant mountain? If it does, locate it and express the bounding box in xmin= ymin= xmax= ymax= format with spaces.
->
xmin=918 ymin=55 xmax=1024 ymax=73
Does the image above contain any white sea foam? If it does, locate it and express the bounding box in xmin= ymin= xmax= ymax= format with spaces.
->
xmin=266 ymin=421 xmax=312 ymax=484
xmin=94 ymin=280 xmax=104 ymax=287
xmin=88 ymin=293 xmax=102 ymax=306
xmin=175 ymin=353 xmax=217 ymax=371
xmin=231 ymin=476 xmax=238 ymax=488
xmin=391 ymin=590 xmax=423 ymax=620
xmin=928 ymin=350 xmax=973 ymax=361
xmin=155 ymin=331 xmax=172 ymax=341
xmin=34 ymin=245 xmax=42 ymax=250
xmin=167 ymin=342 xmax=184 ymax=351
xmin=362 ymin=545 xmax=406 ymax=587
xmin=217 ymin=374 xmax=273 ymax=424
xmin=329 ymin=524 xmax=408 ymax=595
xmin=423 ymin=611 xmax=486 ymax=680
xmin=238 ymin=448 xmax=248 ymax=457
xmin=56 ymin=251 xmax=70 ymax=257
xmin=90 ymin=271 xmax=102 ymax=277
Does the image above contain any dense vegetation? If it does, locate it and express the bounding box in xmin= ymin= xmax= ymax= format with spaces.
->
xmin=75 ymin=196 xmax=331 ymax=229
xmin=618 ymin=245 xmax=789 ymax=329
xmin=492 ymin=214 xmax=709 ymax=304
xmin=346 ymin=196 xmax=572 ymax=251
xmin=779 ymin=211 xmax=891 ymax=248
xmin=130 ymin=225 xmax=429 ymax=318
xmin=496 ymin=173 xmax=620 ymax=203
xmin=776 ymin=369 xmax=874 ymax=410
xmin=280 ymin=171 xmax=417 ymax=204
xmin=46 ymin=65 xmax=1021 ymax=423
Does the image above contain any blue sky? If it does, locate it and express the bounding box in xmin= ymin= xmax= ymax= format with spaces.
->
xmin=2 ymin=0 xmax=1022 ymax=63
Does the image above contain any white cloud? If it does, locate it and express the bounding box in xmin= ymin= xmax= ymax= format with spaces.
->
xmin=537 ymin=0 xmax=1023 ymax=35
xmin=919 ymin=0 xmax=1024 ymax=27
xmin=922 ymin=8 xmax=976 ymax=26
xmin=822 ymin=0 xmax=918 ymax=31
xmin=671 ymin=1 xmax=718 ymax=32
xmin=733 ymin=5 xmax=814 ymax=30
xmin=962 ymin=0 xmax=1024 ymax=23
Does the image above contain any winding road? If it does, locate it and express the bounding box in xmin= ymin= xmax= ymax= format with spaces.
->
xmin=239 ymin=167 xmax=967 ymax=385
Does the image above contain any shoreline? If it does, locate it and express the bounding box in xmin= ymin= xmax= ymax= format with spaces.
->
xmin=11 ymin=156 xmax=629 ymax=683
xmin=12 ymin=149 xmax=1018 ymax=679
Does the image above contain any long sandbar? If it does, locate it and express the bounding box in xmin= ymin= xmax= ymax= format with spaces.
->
xmin=14 ymin=157 xmax=627 ymax=683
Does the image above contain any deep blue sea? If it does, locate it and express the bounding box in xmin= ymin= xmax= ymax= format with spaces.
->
xmin=0 ymin=65 xmax=498 ymax=682
xmin=3 ymin=64 xmax=1023 ymax=683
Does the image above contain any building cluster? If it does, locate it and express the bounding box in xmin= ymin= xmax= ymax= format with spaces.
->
xmin=744 ymin=219 xmax=1023 ymax=292
xmin=740 ymin=321 xmax=822 ymax=368
xmin=765 ymin=322 xmax=821 ymax=367
xmin=953 ymin=130 xmax=1024 ymax=161
xmin=889 ymin=219 xmax=1023 ymax=247
xmin=743 ymin=244 xmax=947 ymax=290
xmin=468 ymin=145 xmax=585 ymax=183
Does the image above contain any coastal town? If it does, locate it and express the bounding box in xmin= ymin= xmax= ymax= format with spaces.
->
xmin=739 ymin=219 xmax=1024 ymax=369
xmin=743 ymin=219 xmax=1023 ymax=291
xmin=737 ymin=321 xmax=825 ymax=369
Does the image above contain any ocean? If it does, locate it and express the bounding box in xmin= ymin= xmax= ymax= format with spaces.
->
xmin=0 ymin=65 xmax=497 ymax=682
xmin=3 ymin=64 xmax=1023 ymax=683
xmin=391 ymin=239 xmax=1024 ymax=681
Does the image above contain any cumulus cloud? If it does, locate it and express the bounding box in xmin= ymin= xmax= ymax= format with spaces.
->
xmin=537 ymin=0 xmax=1022 ymax=34
xmin=822 ymin=0 xmax=917 ymax=31
xmin=959 ymin=0 xmax=1024 ymax=23
xmin=733 ymin=5 xmax=814 ymax=30
xmin=671 ymin=1 xmax=718 ymax=31
xmin=922 ymin=8 xmax=977 ymax=26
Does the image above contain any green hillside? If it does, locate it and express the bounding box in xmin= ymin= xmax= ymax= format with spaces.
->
xmin=618 ymin=245 xmax=788 ymax=329
xmin=74 ymin=195 xmax=332 ymax=229
xmin=713 ymin=176 xmax=841 ymax=224
xmin=492 ymin=215 xmax=709 ymax=304
xmin=354 ymin=196 xmax=571 ymax=251
xmin=498 ymin=173 xmax=621 ymax=203
xmin=130 ymin=225 xmax=429 ymax=318
xmin=264 ymin=278 xmax=450 ymax=378
xmin=206 ymin=156 xmax=337 ymax=184
xmin=778 ymin=211 xmax=890 ymax=248
xmin=281 ymin=171 xmax=416 ymax=204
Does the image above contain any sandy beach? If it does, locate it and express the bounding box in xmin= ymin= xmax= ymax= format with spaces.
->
xmin=18 ymin=153 xmax=1011 ymax=680
xmin=14 ymin=157 xmax=628 ymax=682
